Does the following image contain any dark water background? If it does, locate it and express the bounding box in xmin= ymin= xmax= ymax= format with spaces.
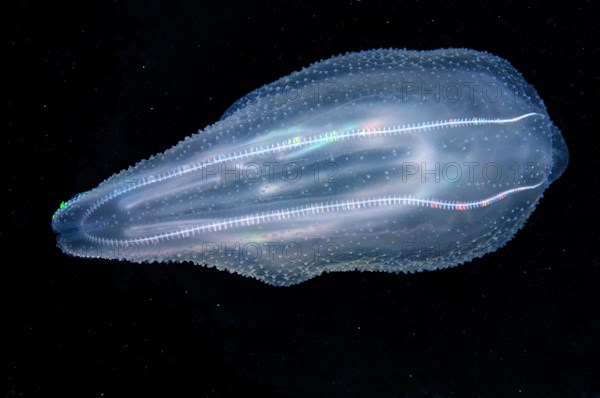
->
xmin=6 ymin=0 xmax=599 ymax=396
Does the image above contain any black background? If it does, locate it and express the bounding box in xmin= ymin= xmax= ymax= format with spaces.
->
xmin=6 ymin=0 xmax=599 ymax=396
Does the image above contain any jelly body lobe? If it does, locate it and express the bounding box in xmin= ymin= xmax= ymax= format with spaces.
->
xmin=52 ymin=49 xmax=568 ymax=286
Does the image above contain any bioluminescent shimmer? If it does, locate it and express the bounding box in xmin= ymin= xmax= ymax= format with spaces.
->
xmin=52 ymin=49 xmax=568 ymax=285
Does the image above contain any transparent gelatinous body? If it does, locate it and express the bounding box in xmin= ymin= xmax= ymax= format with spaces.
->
xmin=52 ymin=48 xmax=568 ymax=286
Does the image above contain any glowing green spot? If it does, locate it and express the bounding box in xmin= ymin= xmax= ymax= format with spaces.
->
xmin=52 ymin=201 xmax=68 ymax=221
